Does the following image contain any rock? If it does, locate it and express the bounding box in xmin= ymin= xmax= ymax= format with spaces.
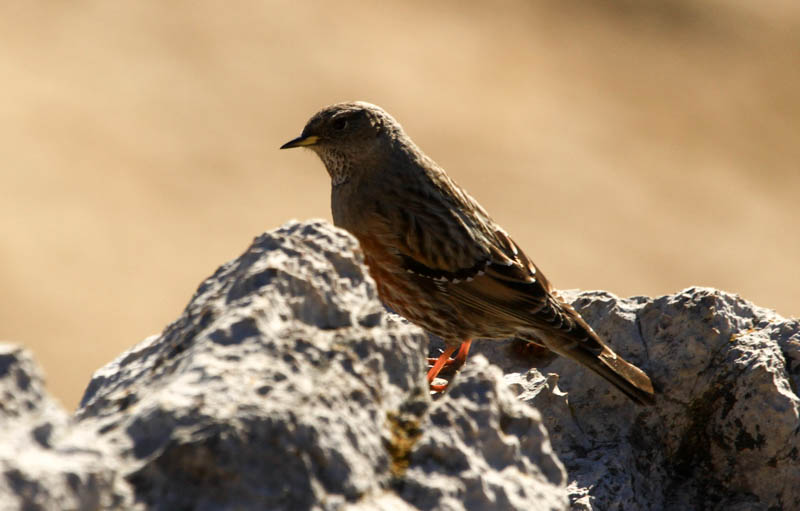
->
xmin=2 ymin=219 xmax=797 ymax=511
xmin=456 ymin=288 xmax=800 ymax=510
xmin=0 ymin=344 xmax=133 ymax=510
xmin=75 ymin=219 xmax=568 ymax=511
xmin=399 ymin=356 xmax=566 ymax=511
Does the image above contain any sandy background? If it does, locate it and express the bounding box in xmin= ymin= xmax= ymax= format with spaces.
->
xmin=2 ymin=1 xmax=798 ymax=410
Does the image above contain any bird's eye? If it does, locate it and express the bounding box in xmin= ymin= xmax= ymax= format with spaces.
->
xmin=332 ymin=118 xmax=348 ymax=131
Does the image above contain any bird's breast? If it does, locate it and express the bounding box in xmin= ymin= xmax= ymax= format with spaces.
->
xmin=330 ymin=180 xmax=367 ymax=233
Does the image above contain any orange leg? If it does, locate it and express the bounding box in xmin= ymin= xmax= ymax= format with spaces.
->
xmin=426 ymin=340 xmax=473 ymax=392
xmin=426 ymin=340 xmax=473 ymax=367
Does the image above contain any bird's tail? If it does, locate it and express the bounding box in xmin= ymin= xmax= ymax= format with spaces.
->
xmin=546 ymin=331 xmax=656 ymax=406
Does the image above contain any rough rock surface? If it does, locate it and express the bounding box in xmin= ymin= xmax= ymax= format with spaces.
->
xmin=1 ymin=219 xmax=797 ymax=511
xmin=76 ymin=219 xmax=567 ymax=511
xmin=460 ymin=288 xmax=800 ymax=510
xmin=0 ymin=344 xmax=133 ymax=510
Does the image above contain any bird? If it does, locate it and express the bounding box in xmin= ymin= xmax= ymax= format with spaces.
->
xmin=281 ymin=101 xmax=655 ymax=405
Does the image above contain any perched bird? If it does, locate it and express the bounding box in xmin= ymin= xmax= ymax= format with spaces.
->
xmin=281 ymin=102 xmax=655 ymax=405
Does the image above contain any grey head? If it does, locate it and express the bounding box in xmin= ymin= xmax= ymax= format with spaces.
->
xmin=280 ymin=101 xmax=409 ymax=185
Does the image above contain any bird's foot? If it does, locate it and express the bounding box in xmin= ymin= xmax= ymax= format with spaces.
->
xmin=426 ymin=340 xmax=472 ymax=394
xmin=426 ymin=356 xmax=460 ymax=367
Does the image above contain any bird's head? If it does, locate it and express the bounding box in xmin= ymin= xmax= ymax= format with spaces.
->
xmin=281 ymin=101 xmax=404 ymax=184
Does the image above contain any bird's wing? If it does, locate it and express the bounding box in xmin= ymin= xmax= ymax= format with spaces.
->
xmin=364 ymin=183 xmax=655 ymax=404
xmin=366 ymin=190 xmax=494 ymax=278
xmin=369 ymin=189 xmax=577 ymax=334
xmin=444 ymin=230 xmax=592 ymax=339
xmin=364 ymin=170 xmax=596 ymax=344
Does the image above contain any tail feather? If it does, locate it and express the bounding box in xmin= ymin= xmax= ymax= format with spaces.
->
xmin=594 ymin=347 xmax=655 ymax=406
xmin=545 ymin=332 xmax=656 ymax=406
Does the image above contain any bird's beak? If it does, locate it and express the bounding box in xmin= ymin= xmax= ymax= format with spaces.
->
xmin=280 ymin=134 xmax=320 ymax=149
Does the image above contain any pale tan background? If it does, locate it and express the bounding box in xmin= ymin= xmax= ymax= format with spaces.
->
xmin=2 ymin=1 xmax=798 ymax=410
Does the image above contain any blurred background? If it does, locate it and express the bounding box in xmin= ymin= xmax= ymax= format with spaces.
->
xmin=1 ymin=0 xmax=798 ymax=409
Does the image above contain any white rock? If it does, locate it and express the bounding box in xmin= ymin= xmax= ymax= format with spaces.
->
xmin=0 ymin=344 xmax=134 ymax=510
xmin=455 ymin=287 xmax=800 ymax=510
xmin=3 ymin=220 xmax=796 ymax=511
xmin=76 ymin=220 xmax=568 ymax=510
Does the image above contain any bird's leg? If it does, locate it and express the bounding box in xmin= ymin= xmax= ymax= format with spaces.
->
xmin=451 ymin=339 xmax=472 ymax=368
xmin=427 ymin=345 xmax=457 ymax=386
xmin=426 ymin=340 xmax=473 ymax=368
xmin=427 ymin=340 xmax=472 ymax=392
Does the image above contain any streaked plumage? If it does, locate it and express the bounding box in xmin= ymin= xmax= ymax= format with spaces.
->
xmin=281 ymin=101 xmax=655 ymax=405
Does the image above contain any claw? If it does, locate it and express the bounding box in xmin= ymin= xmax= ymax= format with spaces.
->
xmin=426 ymin=340 xmax=473 ymax=392
xmin=429 ymin=382 xmax=449 ymax=393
